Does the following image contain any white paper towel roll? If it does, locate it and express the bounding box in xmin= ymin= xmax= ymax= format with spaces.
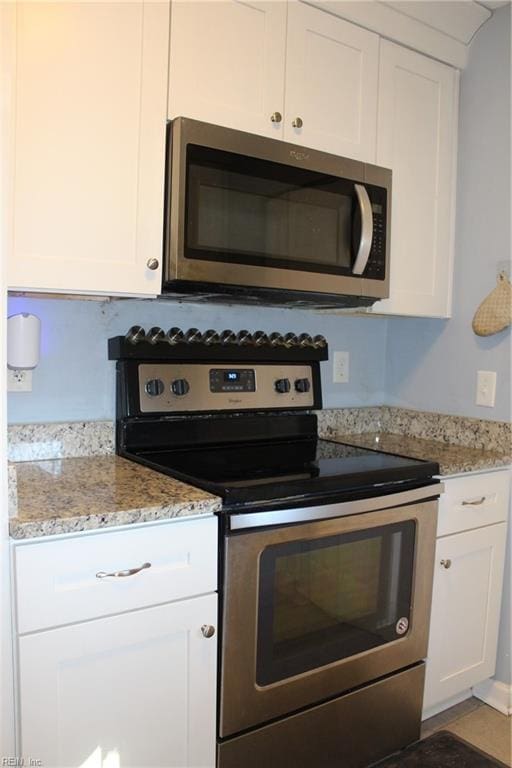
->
xmin=7 ymin=313 xmax=41 ymax=369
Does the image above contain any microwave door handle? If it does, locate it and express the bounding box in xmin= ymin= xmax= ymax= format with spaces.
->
xmin=352 ymin=183 xmax=373 ymax=275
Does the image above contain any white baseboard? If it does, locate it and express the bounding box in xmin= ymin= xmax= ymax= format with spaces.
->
xmin=473 ymin=679 xmax=512 ymax=716
xmin=422 ymin=689 xmax=473 ymax=721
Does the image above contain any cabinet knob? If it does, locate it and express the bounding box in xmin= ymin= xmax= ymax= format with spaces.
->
xmin=146 ymin=258 xmax=159 ymax=271
xmin=440 ymin=559 xmax=452 ymax=569
xmin=292 ymin=117 xmax=303 ymax=128
xmin=201 ymin=624 xmax=216 ymax=638
xmin=270 ymin=111 xmax=282 ymax=123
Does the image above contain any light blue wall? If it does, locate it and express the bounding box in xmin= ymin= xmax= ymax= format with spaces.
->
xmin=7 ymin=295 xmax=387 ymax=423
xmin=385 ymin=5 xmax=511 ymax=423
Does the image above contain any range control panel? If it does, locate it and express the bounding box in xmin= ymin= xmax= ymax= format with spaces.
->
xmin=138 ymin=363 xmax=315 ymax=413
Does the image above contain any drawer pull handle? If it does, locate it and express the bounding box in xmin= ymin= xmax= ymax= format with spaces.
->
xmin=96 ymin=562 xmax=152 ymax=579
xmin=440 ymin=559 xmax=452 ymax=569
xmin=462 ymin=496 xmax=486 ymax=506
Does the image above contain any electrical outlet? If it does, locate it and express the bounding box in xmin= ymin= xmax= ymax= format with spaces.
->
xmin=333 ymin=351 xmax=349 ymax=383
xmin=476 ymin=370 xmax=496 ymax=407
xmin=7 ymin=368 xmax=33 ymax=392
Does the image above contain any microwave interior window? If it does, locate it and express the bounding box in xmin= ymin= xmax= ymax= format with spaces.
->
xmin=185 ymin=145 xmax=386 ymax=276
xmin=256 ymin=521 xmax=415 ymax=686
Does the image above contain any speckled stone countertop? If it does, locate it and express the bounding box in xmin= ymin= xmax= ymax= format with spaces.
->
xmin=9 ymin=455 xmax=221 ymax=540
xmin=324 ymin=432 xmax=511 ymax=477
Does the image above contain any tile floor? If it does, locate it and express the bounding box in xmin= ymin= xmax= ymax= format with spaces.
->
xmin=421 ymin=697 xmax=512 ymax=766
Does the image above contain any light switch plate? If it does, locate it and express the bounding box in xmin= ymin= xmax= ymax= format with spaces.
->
xmin=333 ymin=351 xmax=349 ymax=383
xmin=476 ymin=370 xmax=496 ymax=407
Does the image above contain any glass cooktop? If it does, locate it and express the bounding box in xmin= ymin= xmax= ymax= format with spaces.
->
xmin=131 ymin=438 xmax=439 ymax=511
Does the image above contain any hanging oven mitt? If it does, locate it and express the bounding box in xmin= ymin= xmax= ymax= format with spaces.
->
xmin=472 ymin=272 xmax=512 ymax=337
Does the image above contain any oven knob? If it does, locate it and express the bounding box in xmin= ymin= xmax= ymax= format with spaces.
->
xmin=202 ymin=329 xmax=220 ymax=346
xmin=166 ymin=327 xmax=184 ymax=345
xmin=253 ymin=330 xmax=269 ymax=346
xmin=171 ymin=378 xmax=190 ymax=396
xmin=312 ymin=334 xmax=327 ymax=349
xmin=275 ymin=378 xmax=291 ymax=394
xmin=145 ymin=378 xmax=164 ymax=397
xmin=185 ymin=328 xmax=202 ymax=344
xmin=147 ymin=326 xmax=165 ymax=344
xmin=269 ymin=332 xmax=284 ymax=347
xmin=236 ymin=329 xmax=253 ymax=345
xmin=220 ymin=329 xmax=236 ymax=345
xmin=295 ymin=378 xmax=311 ymax=393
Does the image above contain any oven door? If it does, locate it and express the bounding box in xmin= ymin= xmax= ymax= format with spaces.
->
xmin=220 ymin=492 xmax=437 ymax=738
xmin=165 ymin=118 xmax=390 ymax=299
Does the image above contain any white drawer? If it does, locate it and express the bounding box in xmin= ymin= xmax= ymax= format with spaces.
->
xmin=14 ymin=516 xmax=218 ymax=634
xmin=438 ymin=470 xmax=510 ymax=537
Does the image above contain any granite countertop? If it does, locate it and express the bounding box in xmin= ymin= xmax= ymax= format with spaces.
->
xmin=323 ymin=431 xmax=511 ymax=476
xmin=9 ymin=455 xmax=221 ymax=540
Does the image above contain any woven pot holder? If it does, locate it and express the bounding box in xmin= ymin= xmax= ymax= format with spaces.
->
xmin=472 ymin=272 xmax=512 ymax=337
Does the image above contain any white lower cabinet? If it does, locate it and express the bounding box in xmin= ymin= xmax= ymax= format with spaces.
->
xmin=423 ymin=470 xmax=510 ymax=716
xmin=18 ymin=594 xmax=217 ymax=767
xmin=14 ymin=519 xmax=218 ymax=768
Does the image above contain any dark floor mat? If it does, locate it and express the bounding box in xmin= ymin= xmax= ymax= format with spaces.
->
xmin=374 ymin=730 xmax=509 ymax=767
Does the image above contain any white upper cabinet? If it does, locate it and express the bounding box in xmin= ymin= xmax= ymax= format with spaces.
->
xmin=6 ymin=2 xmax=169 ymax=297
xmin=371 ymin=41 xmax=459 ymax=317
xmin=168 ymin=0 xmax=287 ymax=139
xmin=168 ymin=0 xmax=378 ymax=160
xmin=284 ymin=3 xmax=378 ymax=160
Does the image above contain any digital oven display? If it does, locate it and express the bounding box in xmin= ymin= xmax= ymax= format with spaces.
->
xmin=209 ymin=368 xmax=256 ymax=393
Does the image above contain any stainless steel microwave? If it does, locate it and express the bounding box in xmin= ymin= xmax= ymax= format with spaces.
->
xmin=163 ymin=117 xmax=392 ymax=308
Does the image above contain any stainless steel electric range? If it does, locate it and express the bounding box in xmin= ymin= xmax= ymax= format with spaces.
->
xmin=109 ymin=326 xmax=441 ymax=768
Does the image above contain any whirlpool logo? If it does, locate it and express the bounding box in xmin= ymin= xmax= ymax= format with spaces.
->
xmin=289 ymin=150 xmax=310 ymax=161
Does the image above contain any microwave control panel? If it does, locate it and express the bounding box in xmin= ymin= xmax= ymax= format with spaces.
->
xmin=137 ymin=363 xmax=315 ymax=413
xmin=364 ymin=193 xmax=387 ymax=281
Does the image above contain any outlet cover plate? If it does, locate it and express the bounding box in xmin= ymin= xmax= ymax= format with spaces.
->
xmin=333 ymin=351 xmax=350 ymax=384
xmin=7 ymin=368 xmax=33 ymax=392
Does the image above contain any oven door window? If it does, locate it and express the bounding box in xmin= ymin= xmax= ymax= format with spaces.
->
xmin=185 ymin=144 xmax=386 ymax=277
xmin=256 ymin=521 xmax=415 ymax=686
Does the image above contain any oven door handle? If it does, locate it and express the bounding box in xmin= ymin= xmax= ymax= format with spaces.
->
xmin=352 ymin=183 xmax=373 ymax=275
xmin=228 ymin=483 xmax=443 ymax=530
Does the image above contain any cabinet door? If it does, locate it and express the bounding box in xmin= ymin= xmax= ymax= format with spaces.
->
xmin=423 ymin=523 xmax=507 ymax=713
xmin=168 ymin=0 xmax=287 ymax=139
xmin=6 ymin=2 xmax=169 ymax=296
xmin=283 ymin=3 xmax=379 ymax=160
xmin=18 ymin=594 xmax=217 ymax=767
xmin=372 ymin=41 xmax=459 ymax=317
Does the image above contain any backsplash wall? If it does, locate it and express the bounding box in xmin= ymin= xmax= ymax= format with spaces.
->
xmin=7 ymin=296 xmax=388 ymax=423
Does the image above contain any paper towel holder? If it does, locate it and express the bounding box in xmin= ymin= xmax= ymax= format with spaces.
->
xmin=7 ymin=313 xmax=41 ymax=370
